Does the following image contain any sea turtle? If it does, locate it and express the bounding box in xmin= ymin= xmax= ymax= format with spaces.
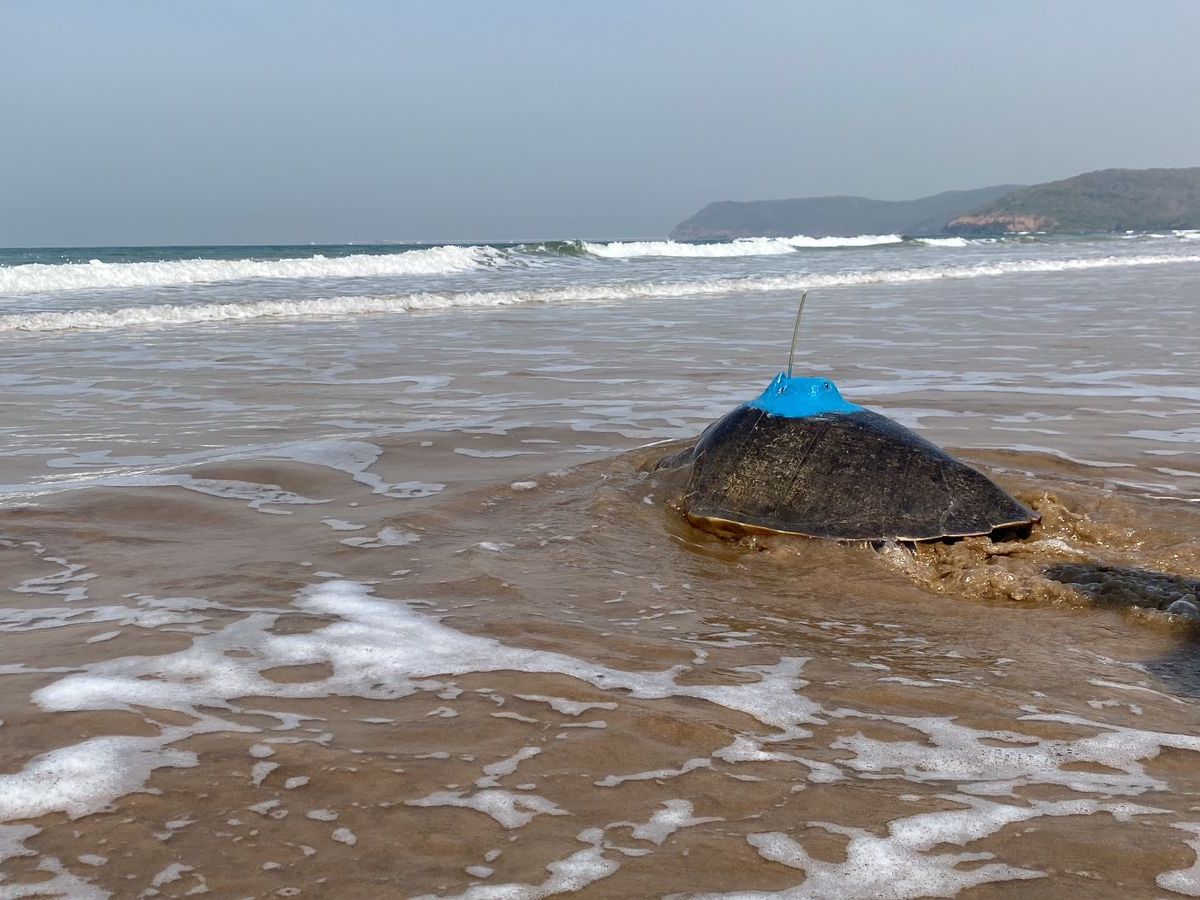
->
xmin=658 ymin=295 xmax=1038 ymax=542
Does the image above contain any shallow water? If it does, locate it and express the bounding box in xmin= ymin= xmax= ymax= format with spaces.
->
xmin=1 ymin=241 xmax=1199 ymax=897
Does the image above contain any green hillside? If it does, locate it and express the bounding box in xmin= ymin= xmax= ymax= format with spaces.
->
xmin=669 ymin=185 xmax=1020 ymax=240
xmin=946 ymin=167 xmax=1200 ymax=234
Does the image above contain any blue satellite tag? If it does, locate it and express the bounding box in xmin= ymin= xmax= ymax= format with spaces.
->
xmin=748 ymin=372 xmax=863 ymax=418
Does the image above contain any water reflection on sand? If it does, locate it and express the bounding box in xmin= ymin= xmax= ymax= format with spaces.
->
xmin=1 ymin=263 xmax=1198 ymax=897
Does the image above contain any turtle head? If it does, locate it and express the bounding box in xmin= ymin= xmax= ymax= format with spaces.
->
xmin=748 ymin=372 xmax=863 ymax=418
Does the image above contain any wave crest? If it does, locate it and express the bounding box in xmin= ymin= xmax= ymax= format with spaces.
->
xmin=582 ymin=234 xmax=904 ymax=259
xmin=4 ymin=253 xmax=1198 ymax=334
xmin=0 ymin=245 xmax=500 ymax=295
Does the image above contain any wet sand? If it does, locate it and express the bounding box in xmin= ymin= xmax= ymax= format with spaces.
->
xmin=1 ymin=265 xmax=1199 ymax=897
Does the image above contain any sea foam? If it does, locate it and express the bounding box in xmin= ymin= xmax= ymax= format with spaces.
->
xmin=4 ymin=252 xmax=1199 ymax=333
xmin=918 ymin=236 xmax=971 ymax=247
xmin=8 ymin=579 xmax=1200 ymax=897
xmin=582 ymin=233 xmax=904 ymax=258
xmin=0 ymin=245 xmax=499 ymax=295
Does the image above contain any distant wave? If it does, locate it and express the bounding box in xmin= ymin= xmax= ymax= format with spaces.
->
xmin=917 ymin=237 xmax=971 ymax=248
xmin=0 ymin=245 xmax=500 ymax=295
xmin=515 ymin=240 xmax=591 ymax=258
xmin=4 ymin=252 xmax=1198 ymax=333
xmin=582 ymin=234 xmax=904 ymax=259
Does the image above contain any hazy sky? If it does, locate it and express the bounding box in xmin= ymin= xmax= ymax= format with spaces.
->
xmin=4 ymin=0 xmax=1199 ymax=245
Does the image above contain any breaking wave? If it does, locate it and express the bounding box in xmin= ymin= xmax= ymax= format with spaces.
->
xmin=0 ymin=245 xmax=501 ymax=295
xmin=5 ymin=252 xmax=1199 ymax=333
xmin=515 ymin=239 xmax=591 ymax=257
xmin=917 ymin=237 xmax=971 ymax=248
xmin=582 ymin=234 xmax=905 ymax=258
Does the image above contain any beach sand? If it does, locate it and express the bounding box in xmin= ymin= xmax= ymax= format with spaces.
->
xmin=2 ymin=258 xmax=1199 ymax=896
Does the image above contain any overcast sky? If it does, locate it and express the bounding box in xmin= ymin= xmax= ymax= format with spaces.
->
xmin=3 ymin=0 xmax=1198 ymax=246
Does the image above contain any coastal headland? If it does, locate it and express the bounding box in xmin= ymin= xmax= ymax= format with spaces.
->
xmin=672 ymin=166 xmax=1200 ymax=239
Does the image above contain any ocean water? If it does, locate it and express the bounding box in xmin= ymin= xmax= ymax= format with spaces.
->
xmin=1 ymin=232 xmax=1199 ymax=897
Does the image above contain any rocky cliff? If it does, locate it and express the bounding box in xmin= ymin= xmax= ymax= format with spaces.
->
xmin=943 ymin=213 xmax=1056 ymax=235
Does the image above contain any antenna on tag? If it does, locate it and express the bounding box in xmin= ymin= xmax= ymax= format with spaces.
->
xmin=786 ymin=291 xmax=808 ymax=378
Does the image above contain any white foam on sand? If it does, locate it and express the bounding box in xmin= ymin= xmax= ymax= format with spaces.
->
xmin=696 ymin=797 xmax=1162 ymax=899
xmin=515 ymin=695 xmax=617 ymax=717
xmin=415 ymin=828 xmax=619 ymax=900
xmin=11 ymin=580 xmax=820 ymax=831
xmin=1158 ymin=824 xmax=1200 ymax=896
xmin=626 ymin=800 xmax=722 ymax=845
xmin=422 ymin=801 xmax=727 ymax=900
xmin=595 ymin=758 xmax=713 ymax=788
xmin=155 ymin=475 xmax=327 ymax=513
xmin=1 ymin=438 xmax=444 ymax=503
xmin=0 ymin=824 xmax=40 ymax=865
xmin=0 ymin=836 xmax=110 ymax=899
xmin=322 ymin=518 xmax=365 ymax=531
xmin=454 ymin=447 xmax=538 ymax=458
xmin=12 ymin=555 xmax=95 ymax=604
xmin=0 ymin=735 xmax=200 ymax=821
xmin=409 ymin=746 xmax=552 ymax=827
xmin=259 ymin=440 xmax=446 ymax=499
xmin=476 ymin=747 xmax=542 ymax=787
xmin=0 ymin=599 xmax=208 ymax=634
xmin=408 ymin=789 xmax=567 ymax=829
xmin=339 ymin=526 xmax=420 ymax=548
xmin=0 ymin=471 xmax=324 ymax=513
xmin=832 ymin=711 xmax=1200 ymax=797
xmin=1130 ymin=427 xmax=1200 ymax=445
xmin=7 ymin=579 xmax=1200 ymax=894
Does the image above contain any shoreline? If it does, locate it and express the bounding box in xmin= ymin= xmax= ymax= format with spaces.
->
xmin=0 ymin=248 xmax=1198 ymax=896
